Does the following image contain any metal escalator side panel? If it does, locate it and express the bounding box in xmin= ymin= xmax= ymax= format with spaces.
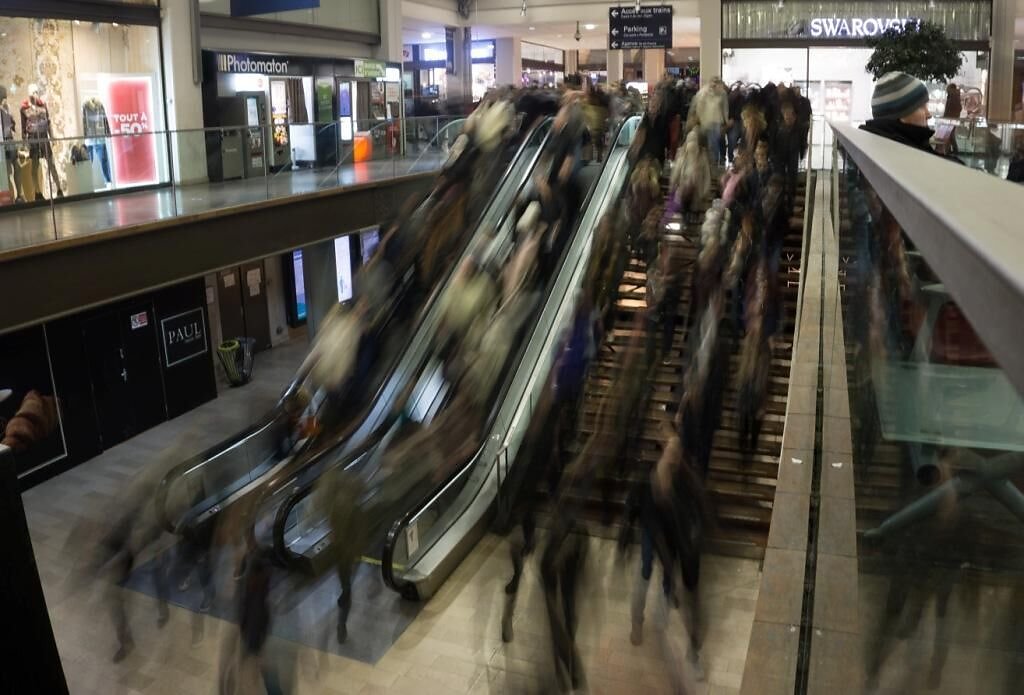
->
xmin=166 ymin=118 xmax=551 ymax=544
xmin=269 ymin=121 xmax=557 ymax=570
xmin=381 ymin=116 xmax=643 ymax=597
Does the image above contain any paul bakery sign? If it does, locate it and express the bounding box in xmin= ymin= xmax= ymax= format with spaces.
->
xmin=162 ymin=308 xmax=208 ymax=368
xmin=809 ymin=17 xmax=920 ymax=38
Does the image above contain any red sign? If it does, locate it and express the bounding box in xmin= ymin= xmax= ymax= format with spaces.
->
xmin=104 ymin=76 xmax=158 ymax=186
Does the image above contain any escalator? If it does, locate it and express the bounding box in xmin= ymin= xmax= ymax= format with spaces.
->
xmin=375 ymin=116 xmax=644 ymax=599
xmin=269 ymin=116 xmax=643 ymax=578
xmin=156 ymin=117 xmax=550 ymax=540
xmin=542 ymin=167 xmax=811 ymax=555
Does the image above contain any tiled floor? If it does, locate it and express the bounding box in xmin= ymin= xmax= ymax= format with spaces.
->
xmin=22 ymin=338 xmax=761 ymax=694
xmin=0 ymin=154 xmax=445 ymax=253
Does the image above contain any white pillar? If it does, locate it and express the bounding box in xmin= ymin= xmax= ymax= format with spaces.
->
xmin=565 ymin=49 xmax=579 ymax=76
xmin=643 ymin=49 xmax=665 ymax=87
xmin=376 ymin=0 xmax=403 ymax=63
xmin=698 ymin=0 xmax=722 ymax=81
xmin=495 ymin=37 xmax=522 ymax=87
xmin=988 ymin=0 xmax=1015 ymax=120
xmin=607 ymin=49 xmax=624 ymax=84
xmin=161 ymin=0 xmax=207 ymax=184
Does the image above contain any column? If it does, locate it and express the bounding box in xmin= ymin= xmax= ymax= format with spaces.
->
xmin=565 ymin=49 xmax=579 ymax=76
xmin=988 ymin=0 xmax=1015 ymax=120
xmin=607 ymin=49 xmax=624 ymax=84
xmin=161 ymin=0 xmax=208 ymax=184
xmin=301 ymin=238 xmax=338 ymax=339
xmin=643 ymin=49 xmax=665 ymax=87
xmin=376 ymin=0 xmax=403 ymax=63
xmin=1 ymin=452 xmax=68 ymax=695
xmin=446 ymin=27 xmax=468 ymax=106
xmin=698 ymin=0 xmax=722 ymax=81
xmin=495 ymin=37 xmax=522 ymax=87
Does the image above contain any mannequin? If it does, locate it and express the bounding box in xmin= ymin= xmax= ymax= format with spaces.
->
xmin=0 ymin=86 xmax=25 ymax=203
xmin=20 ymin=83 xmax=63 ymax=200
xmin=82 ymin=97 xmax=112 ymax=185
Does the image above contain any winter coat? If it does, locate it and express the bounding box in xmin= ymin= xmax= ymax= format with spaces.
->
xmin=860 ymin=119 xmax=963 ymax=163
xmin=691 ymin=86 xmax=728 ymax=132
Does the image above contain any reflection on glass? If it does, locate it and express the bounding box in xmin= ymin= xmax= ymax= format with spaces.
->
xmin=835 ymin=147 xmax=1024 ymax=693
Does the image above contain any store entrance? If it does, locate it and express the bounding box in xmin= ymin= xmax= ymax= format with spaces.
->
xmin=82 ymin=304 xmax=166 ymax=449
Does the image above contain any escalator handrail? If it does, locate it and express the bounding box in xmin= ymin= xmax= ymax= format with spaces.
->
xmin=269 ymin=119 xmax=557 ymax=567
xmin=157 ymin=116 xmax=532 ymax=535
xmin=381 ymin=116 xmax=640 ymax=594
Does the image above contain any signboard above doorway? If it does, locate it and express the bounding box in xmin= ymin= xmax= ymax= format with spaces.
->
xmin=230 ymin=0 xmax=320 ymax=17
xmin=354 ymin=59 xmax=387 ymax=79
xmin=608 ymin=5 xmax=673 ymax=50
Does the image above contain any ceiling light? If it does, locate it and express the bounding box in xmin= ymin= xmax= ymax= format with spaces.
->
xmin=584 ymin=23 xmax=596 ymax=30
xmin=521 ymin=0 xmax=527 ymax=16
xmin=73 ymin=20 xmax=81 ymax=25
xmin=928 ymin=0 xmax=937 ymax=8
xmin=112 ymin=22 xmax=119 ymax=27
xmin=776 ymin=0 xmax=784 ymax=7
xmin=421 ymin=31 xmax=432 ymax=38
xmin=528 ymin=26 xmax=535 ymax=30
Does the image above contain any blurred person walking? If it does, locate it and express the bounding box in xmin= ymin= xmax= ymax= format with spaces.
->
xmin=690 ymin=78 xmax=729 ymax=167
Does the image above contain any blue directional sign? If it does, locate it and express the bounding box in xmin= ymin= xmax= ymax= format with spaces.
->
xmin=608 ymin=5 xmax=673 ymax=50
xmin=230 ymin=0 xmax=320 ymax=17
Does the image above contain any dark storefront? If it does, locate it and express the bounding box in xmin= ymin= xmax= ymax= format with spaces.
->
xmin=1 ymin=278 xmax=217 ymax=488
xmin=201 ymin=50 xmax=402 ymax=180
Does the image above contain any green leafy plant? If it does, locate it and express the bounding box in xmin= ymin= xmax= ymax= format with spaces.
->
xmin=865 ymin=21 xmax=962 ymax=83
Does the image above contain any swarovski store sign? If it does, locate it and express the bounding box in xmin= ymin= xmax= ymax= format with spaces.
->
xmin=808 ymin=17 xmax=920 ymax=38
xmin=722 ymin=0 xmax=991 ymax=42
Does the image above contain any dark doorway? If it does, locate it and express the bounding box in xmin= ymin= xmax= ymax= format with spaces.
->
xmin=217 ymin=267 xmax=246 ymax=342
xmin=240 ymin=261 xmax=272 ymax=352
xmin=217 ymin=263 xmax=272 ymax=353
xmin=81 ymin=304 xmax=166 ymax=450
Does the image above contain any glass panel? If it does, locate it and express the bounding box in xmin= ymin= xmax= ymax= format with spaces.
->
xmin=830 ymin=141 xmax=1024 ymax=693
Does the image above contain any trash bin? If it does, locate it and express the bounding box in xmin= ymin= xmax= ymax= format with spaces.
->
xmin=217 ymin=337 xmax=256 ymax=387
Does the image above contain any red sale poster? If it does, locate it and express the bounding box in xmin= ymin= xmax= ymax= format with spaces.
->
xmin=103 ymin=76 xmax=158 ymax=186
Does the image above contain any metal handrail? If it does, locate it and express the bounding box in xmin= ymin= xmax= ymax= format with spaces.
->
xmin=158 ymin=117 xmax=532 ymax=540
xmin=831 ymin=122 xmax=1024 ymax=396
xmin=269 ymin=119 xmax=556 ymax=569
xmin=381 ymin=115 xmax=641 ymax=597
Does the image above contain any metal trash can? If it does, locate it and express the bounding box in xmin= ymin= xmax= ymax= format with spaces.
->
xmin=217 ymin=337 xmax=256 ymax=387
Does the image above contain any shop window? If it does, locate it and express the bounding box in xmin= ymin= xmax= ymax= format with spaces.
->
xmin=0 ymin=16 xmax=167 ymax=206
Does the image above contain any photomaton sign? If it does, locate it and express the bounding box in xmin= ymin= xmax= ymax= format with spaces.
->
xmin=608 ymin=5 xmax=673 ymax=50
xmin=809 ymin=17 xmax=920 ymax=39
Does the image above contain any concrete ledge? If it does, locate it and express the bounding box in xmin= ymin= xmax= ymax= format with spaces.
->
xmin=0 ymin=173 xmax=435 ymax=332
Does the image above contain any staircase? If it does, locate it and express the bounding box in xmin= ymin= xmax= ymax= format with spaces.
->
xmin=539 ymin=166 xmax=810 ymax=560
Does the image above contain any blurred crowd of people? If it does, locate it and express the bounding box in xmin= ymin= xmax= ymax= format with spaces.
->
xmin=74 ymin=71 xmax=817 ymax=694
xmin=500 ymin=73 xmax=811 ymax=692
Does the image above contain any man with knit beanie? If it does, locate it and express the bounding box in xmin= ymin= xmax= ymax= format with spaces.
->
xmin=861 ymin=72 xmax=962 ymax=162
